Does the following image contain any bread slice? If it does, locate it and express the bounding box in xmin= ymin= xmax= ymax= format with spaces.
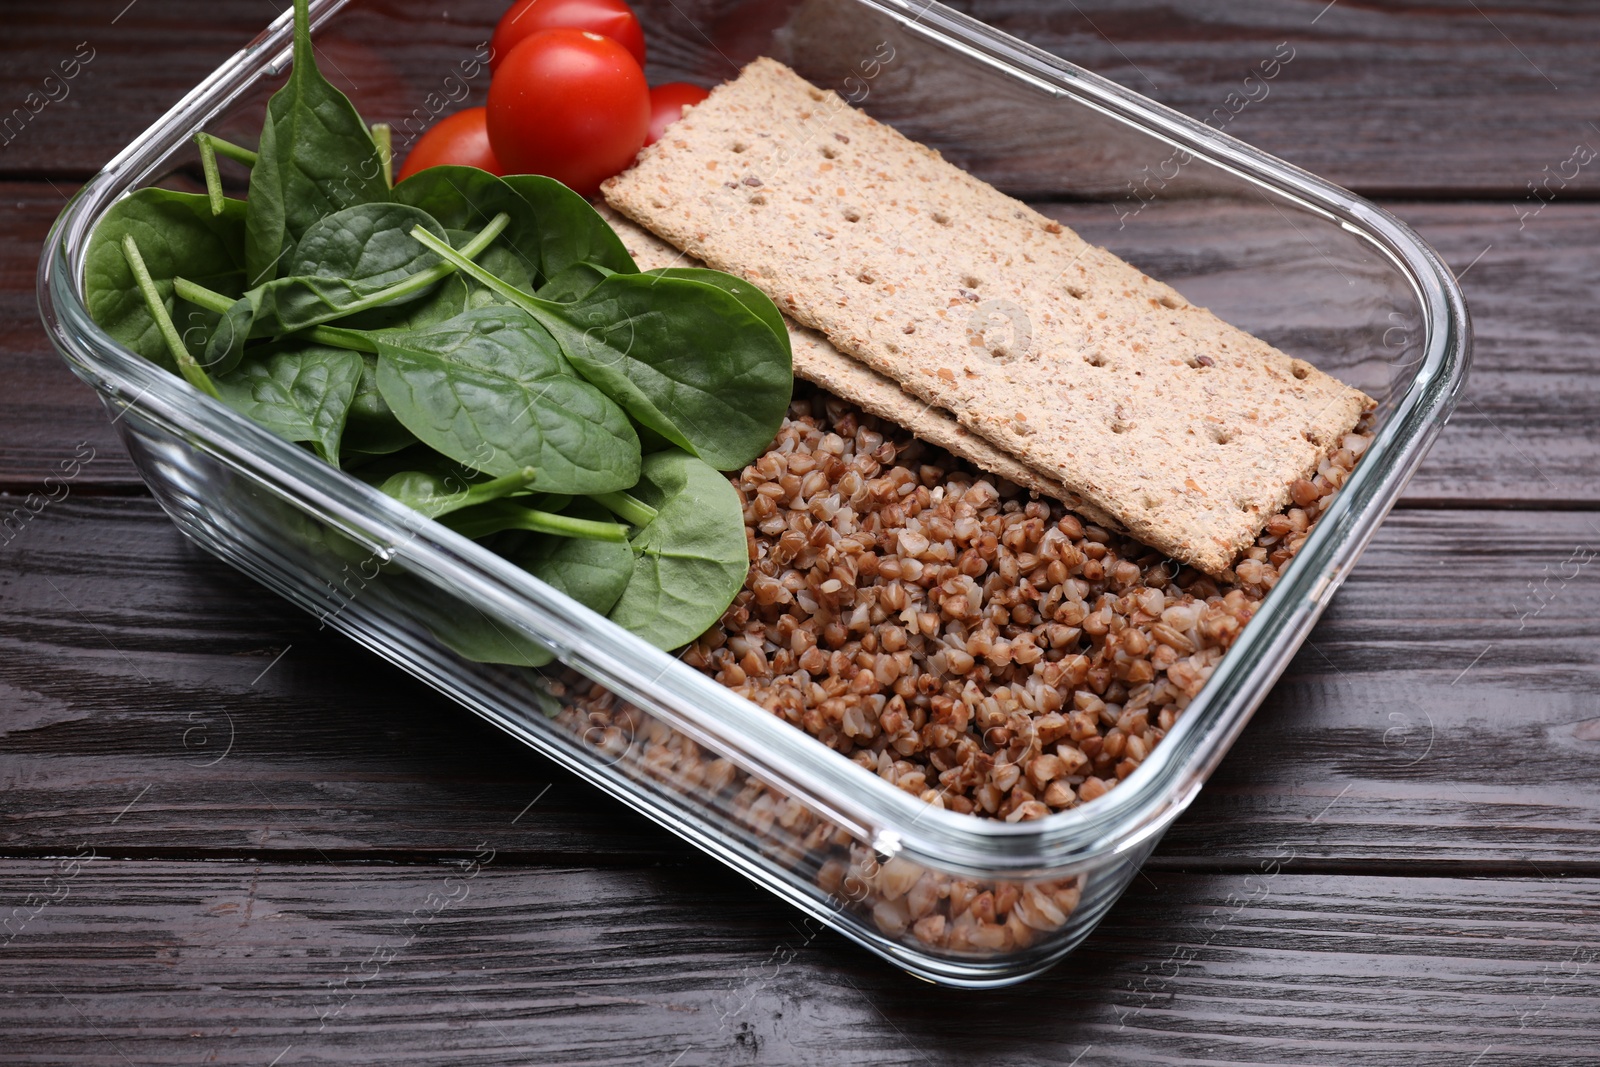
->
xmin=603 ymin=58 xmax=1371 ymax=576
xmin=597 ymin=204 xmax=1127 ymax=530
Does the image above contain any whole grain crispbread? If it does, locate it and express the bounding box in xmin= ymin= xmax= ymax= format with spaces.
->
xmin=603 ymin=58 xmax=1371 ymax=576
xmin=598 ymin=204 xmax=1125 ymax=529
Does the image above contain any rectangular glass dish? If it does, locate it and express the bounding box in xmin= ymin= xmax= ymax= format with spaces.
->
xmin=39 ymin=0 xmax=1470 ymax=986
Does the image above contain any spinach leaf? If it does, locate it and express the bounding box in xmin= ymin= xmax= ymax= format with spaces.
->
xmin=83 ymin=189 xmax=248 ymax=372
xmin=423 ymin=605 xmax=556 ymax=669
xmin=391 ymin=166 xmax=638 ymax=286
xmin=535 ymin=262 xmax=613 ymax=304
xmin=341 ymin=355 xmax=417 ymax=456
xmin=499 ymin=173 xmax=638 ymax=278
xmin=467 ymin=243 xmax=539 ymax=309
xmin=375 ymin=464 xmax=537 ymax=519
xmin=508 ymin=501 xmax=634 ymax=617
xmin=244 ymin=0 xmax=389 ymax=286
xmin=434 ymin=227 xmax=538 ymax=310
xmin=288 ymin=202 xmax=446 ymax=287
xmin=391 ymin=166 xmax=544 ymax=279
xmin=207 ymin=203 xmax=450 ymax=365
xmin=608 ymin=450 xmax=749 ymax=650
xmin=373 ymin=307 xmax=641 ymax=494
xmin=644 ymin=267 xmax=787 ymax=342
xmin=213 ymin=343 xmax=364 ymax=463
xmin=441 ymin=499 xmax=630 ymax=542
xmin=339 ymin=274 xmax=468 ymax=335
xmin=531 ymin=272 xmax=792 ymax=471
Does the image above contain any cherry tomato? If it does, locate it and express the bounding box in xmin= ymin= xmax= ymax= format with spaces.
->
xmin=486 ymin=29 xmax=650 ymax=196
xmin=490 ymin=0 xmax=647 ymax=72
xmin=645 ymin=82 xmax=710 ymax=146
xmin=396 ymin=107 xmax=502 ymax=182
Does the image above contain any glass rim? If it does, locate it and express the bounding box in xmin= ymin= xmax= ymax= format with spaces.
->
xmin=37 ymin=0 xmax=1471 ymax=879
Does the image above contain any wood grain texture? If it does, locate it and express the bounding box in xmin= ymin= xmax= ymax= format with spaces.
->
xmin=630 ymin=0 xmax=1600 ymax=197
xmin=5 ymin=499 xmax=1598 ymax=869
xmin=0 ymin=495 xmax=669 ymax=862
xmin=13 ymin=183 xmax=1600 ymax=503
xmin=4 ymin=0 xmax=1597 ymax=195
xmin=1 ymin=860 xmax=1596 ymax=1065
xmin=928 ymin=0 xmax=1600 ymax=198
xmin=0 ymin=182 xmax=138 ymax=487
xmin=0 ymin=0 xmax=506 ymax=178
xmin=5 ymin=0 xmax=1599 ymax=1044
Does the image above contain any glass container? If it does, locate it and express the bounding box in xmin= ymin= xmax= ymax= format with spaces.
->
xmin=38 ymin=0 xmax=1470 ymax=986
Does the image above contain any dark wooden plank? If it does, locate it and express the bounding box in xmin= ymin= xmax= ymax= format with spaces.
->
xmin=1366 ymin=201 xmax=1600 ymax=506
xmin=0 ymin=495 xmax=672 ymax=862
xmin=5 ymin=497 xmax=1599 ymax=869
xmin=11 ymin=185 xmax=1600 ymax=502
xmin=1164 ymin=506 xmax=1600 ymax=869
xmin=4 ymin=0 xmax=1597 ymax=197
xmin=0 ymin=859 xmax=1596 ymax=1064
xmin=0 ymin=1 xmax=269 ymax=178
xmin=636 ymin=0 xmax=1599 ymax=199
xmin=929 ymin=0 xmax=1600 ymax=198
xmin=0 ymin=0 xmax=507 ymax=179
xmin=0 ymin=181 xmax=139 ymax=488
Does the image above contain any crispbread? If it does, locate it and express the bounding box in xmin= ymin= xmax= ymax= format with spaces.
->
xmin=603 ymin=58 xmax=1371 ymax=576
xmin=597 ymin=204 xmax=1127 ymax=530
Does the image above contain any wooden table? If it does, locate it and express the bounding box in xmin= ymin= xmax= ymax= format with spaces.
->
xmin=4 ymin=1 xmax=1598 ymax=1062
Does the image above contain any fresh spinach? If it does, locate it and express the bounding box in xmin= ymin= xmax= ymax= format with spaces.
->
xmin=535 ymin=262 xmax=613 ymax=304
xmin=420 ymin=603 xmax=556 ymax=669
xmin=244 ymin=0 xmax=389 ymax=286
xmin=499 ymin=173 xmax=639 ymax=278
xmin=644 ymin=267 xmax=787 ymax=342
xmin=412 ymin=230 xmax=791 ymax=471
xmin=375 ymin=464 xmax=538 ymax=518
xmin=83 ymin=0 xmax=788 ymax=662
xmin=341 ymin=355 xmax=417 ymax=456
xmin=467 ymin=242 xmax=539 ymax=308
xmin=120 ymin=235 xmax=223 ymax=396
xmin=340 ymin=274 xmax=469 ymax=335
xmin=441 ymin=499 xmax=631 ymax=542
xmin=213 ymin=343 xmax=364 ymax=463
xmin=391 ymin=166 xmax=638 ymax=286
xmin=207 ymin=203 xmax=451 ymax=365
xmin=509 ymin=501 xmax=634 ymax=617
xmin=607 ymin=450 xmax=749 ymax=651
xmin=288 ymin=202 xmax=446 ymax=286
xmin=84 ymin=189 xmax=248 ymax=372
xmin=391 ymin=166 xmax=545 ymax=281
xmin=530 ymin=272 xmax=792 ymax=471
xmin=372 ymin=307 xmax=641 ymax=494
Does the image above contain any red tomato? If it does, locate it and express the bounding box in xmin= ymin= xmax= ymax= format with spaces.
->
xmin=486 ymin=29 xmax=650 ymax=197
xmin=396 ymin=107 xmax=502 ymax=182
xmin=645 ymin=82 xmax=710 ymax=146
xmin=490 ymin=0 xmax=647 ymax=72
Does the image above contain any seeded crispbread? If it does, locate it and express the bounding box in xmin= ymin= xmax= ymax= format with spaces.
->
xmin=599 ymin=204 xmax=1127 ymax=529
xmin=603 ymin=58 xmax=1371 ymax=576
